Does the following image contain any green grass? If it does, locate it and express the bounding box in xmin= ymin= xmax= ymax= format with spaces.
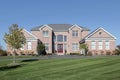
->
xmin=0 ymin=55 xmax=37 ymax=59
xmin=0 ymin=56 xmax=120 ymax=80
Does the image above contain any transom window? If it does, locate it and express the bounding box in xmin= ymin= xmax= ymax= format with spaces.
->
xmin=72 ymin=30 xmax=78 ymax=37
xmin=43 ymin=31 xmax=49 ymax=37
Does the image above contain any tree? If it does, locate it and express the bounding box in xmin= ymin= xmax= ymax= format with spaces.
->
xmin=115 ymin=45 xmax=120 ymax=55
xmin=80 ymin=43 xmax=88 ymax=55
xmin=0 ymin=44 xmax=2 ymax=50
xmin=4 ymin=24 xmax=26 ymax=64
xmin=37 ymin=43 xmax=46 ymax=55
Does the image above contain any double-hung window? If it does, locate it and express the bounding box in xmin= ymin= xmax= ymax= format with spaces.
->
xmin=64 ymin=36 xmax=67 ymax=42
xmin=27 ymin=41 xmax=31 ymax=50
xmin=45 ymin=43 xmax=49 ymax=51
xmin=43 ymin=31 xmax=49 ymax=37
xmin=57 ymin=35 xmax=63 ymax=42
xmin=105 ymin=41 xmax=110 ymax=50
xmin=72 ymin=31 xmax=78 ymax=37
xmin=98 ymin=41 xmax=103 ymax=50
xmin=91 ymin=41 xmax=96 ymax=50
xmin=72 ymin=43 xmax=78 ymax=51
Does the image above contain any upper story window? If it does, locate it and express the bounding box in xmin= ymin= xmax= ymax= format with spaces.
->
xmin=64 ymin=36 xmax=67 ymax=42
xmin=43 ymin=31 xmax=49 ymax=37
xmin=57 ymin=35 xmax=63 ymax=42
xmin=72 ymin=30 xmax=78 ymax=37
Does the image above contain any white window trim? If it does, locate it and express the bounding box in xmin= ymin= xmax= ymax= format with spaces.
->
xmin=27 ymin=41 xmax=32 ymax=50
xmin=20 ymin=44 xmax=24 ymax=50
xmin=98 ymin=42 xmax=103 ymax=50
xmin=72 ymin=43 xmax=78 ymax=51
xmin=43 ymin=31 xmax=49 ymax=37
xmin=64 ymin=35 xmax=67 ymax=42
xmin=91 ymin=41 xmax=96 ymax=50
xmin=72 ymin=30 xmax=78 ymax=37
xmin=45 ymin=43 xmax=49 ymax=51
xmin=105 ymin=41 xmax=110 ymax=50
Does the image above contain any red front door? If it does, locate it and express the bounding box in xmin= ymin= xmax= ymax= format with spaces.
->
xmin=57 ymin=44 xmax=63 ymax=53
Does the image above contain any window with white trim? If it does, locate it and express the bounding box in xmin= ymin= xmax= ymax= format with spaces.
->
xmin=72 ymin=43 xmax=78 ymax=51
xmin=98 ymin=41 xmax=103 ymax=50
xmin=72 ymin=30 xmax=78 ymax=37
xmin=91 ymin=41 xmax=96 ymax=50
xmin=64 ymin=36 xmax=67 ymax=42
xmin=43 ymin=31 xmax=49 ymax=37
xmin=27 ymin=41 xmax=31 ymax=50
xmin=57 ymin=35 xmax=63 ymax=42
xmin=20 ymin=44 xmax=24 ymax=50
xmin=45 ymin=43 xmax=49 ymax=51
xmin=105 ymin=41 xmax=110 ymax=50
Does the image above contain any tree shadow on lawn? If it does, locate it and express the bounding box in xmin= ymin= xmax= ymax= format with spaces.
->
xmin=21 ymin=58 xmax=39 ymax=62
xmin=0 ymin=59 xmax=39 ymax=71
xmin=0 ymin=63 xmax=23 ymax=71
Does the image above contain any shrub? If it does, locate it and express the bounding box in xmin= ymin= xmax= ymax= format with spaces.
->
xmin=0 ymin=49 xmax=7 ymax=56
xmin=37 ymin=43 xmax=46 ymax=55
xmin=100 ymin=51 xmax=104 ymax=55
xmin=106 ymin=51 xmax=111 ymax=55
xmin=87 ymin=51 xmax=92 ymax=56
xmin=70 ymin=53 xmax=79 ymax=55
xmin=115 ymin=49 xmax=120 ymax=55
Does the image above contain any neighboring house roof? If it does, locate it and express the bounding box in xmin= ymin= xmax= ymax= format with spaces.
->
xmin=31 ymin=24 xmax=90 ymax=32
xmin=85 ymin=27 xmax=116 ymax=40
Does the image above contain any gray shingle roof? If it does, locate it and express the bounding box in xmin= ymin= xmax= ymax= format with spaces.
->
xmin=31 ymin=24 xmax=90 ymax=32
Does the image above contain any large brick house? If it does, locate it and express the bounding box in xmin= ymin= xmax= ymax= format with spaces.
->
xmin=7 ymin=24 xmax=116 ymax=55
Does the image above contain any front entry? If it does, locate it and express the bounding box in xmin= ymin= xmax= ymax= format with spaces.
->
xmin=57 ymin=44 xmax=63 ymax=53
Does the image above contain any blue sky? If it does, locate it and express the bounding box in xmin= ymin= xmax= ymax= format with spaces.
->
xmin=0 ymin=0 xmax=120 ymax=49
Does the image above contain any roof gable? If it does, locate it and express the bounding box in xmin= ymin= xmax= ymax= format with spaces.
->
xmin=39 ymin=24 xmax=52 ymax=30
xmin=85 ymin=27 xmax=116 ymax=40
xmin=69 ymin=24 xmax=82 ymax=30
xmin=22 ymin=29 xmax=38 ymax=39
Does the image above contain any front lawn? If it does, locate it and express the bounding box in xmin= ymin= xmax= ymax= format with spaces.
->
xmin=0 ymin=56 xmax=120 ymax=80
